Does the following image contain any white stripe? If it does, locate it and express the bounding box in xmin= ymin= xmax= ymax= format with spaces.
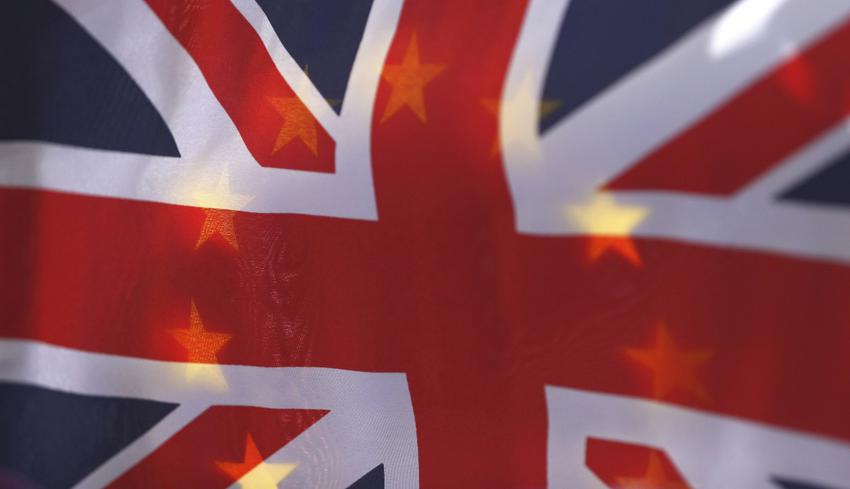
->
xmin=0 ymin=339 xmax=419 ymax=488
xmin=229 ymin=0 xmax=342 ymax=137
xmin=0 ymin=0 xmax=404 ymax=220
xmin=72 ymin=403 xmax=207 ymax=489
xmin=547 ymin=385 xmax=850 ymax=488
xmin=501 ymin=0 xmax=850 ymax=264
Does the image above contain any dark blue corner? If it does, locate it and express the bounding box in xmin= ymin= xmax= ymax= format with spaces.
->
xmin=540 ymin=0 xmax=734 ymax=133
xmin=0 ymin=382 xmax=176 ymax=489
xmin=0 ymin=0 xmax=179 ymax=157
xmin=254 ymin=0 xmax=374 ymax=114
xmin=781 ymin=148 xmax=850 ymax=207
xmin=346 ymin=464 xmax=384 ymax=489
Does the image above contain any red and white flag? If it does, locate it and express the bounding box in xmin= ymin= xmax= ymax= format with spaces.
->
xmin=1 ymin=0 xmax=850 ymax=488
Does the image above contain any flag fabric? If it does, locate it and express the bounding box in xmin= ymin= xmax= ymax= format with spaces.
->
xmin=2 ymin=0 xmax=850 ymax=488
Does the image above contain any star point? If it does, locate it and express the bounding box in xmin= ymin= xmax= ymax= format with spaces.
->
xmin=624 ymin=323 xmax=713 ymax=401
xmin=268 ymin=96 xmax=319 ymax=156
xmin=481 ymin=97 xmax=560 ymax=156
xmin=217 ymin=434 xmax=296 ymax=489
xmin=169 ymin=301 xmax=232 ymax=385
xmin=194 ymin=170 xmax=252 ymax=250
xmin=566 ymin=193 xmax=648 ymax=266
xmin=380 ymin=33 xmax=446 ymax=123
xmin=488 ymin=73 xmax=552 ymax=157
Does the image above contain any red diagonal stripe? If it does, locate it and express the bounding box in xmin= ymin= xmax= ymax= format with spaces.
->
xmin=145 ymin=0 xmax=335 ymax=172
xmin=606 ymin=17 xmax=850 ymax=195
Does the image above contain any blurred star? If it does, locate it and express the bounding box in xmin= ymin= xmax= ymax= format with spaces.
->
xmin=624 ymin=323 xmax=713 ymax=401
xmin=380 ymin=33 xmax=445 ymax=123
xmin=217 ymin=434 xmax=296 ymax=489
xmin=481 ymin=97 xmax=560 ymax=156
xmin=268 ymin=96 xmax=319 ymax=156
xmin=566 ymin=193 xmax=648 ymax=265
xmin=169 ymin=301 xmax=232 ymax=387
xmin=194 ymin=170 xmax=252 ymax=250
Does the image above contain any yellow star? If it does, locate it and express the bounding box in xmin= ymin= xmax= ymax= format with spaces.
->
xmin=194 ymin=170 xmax=252 ymax=250
xmin=614 ymin=452 xmax=691 ymax=489
xmin=217 ymin=434 xmax=296 ymax=489
xmin=566 ymin=193 xmax=648 ymax=266
xmin=169 ymin=301 xmax=232 ymax=385
xmin=481 ymin=97 xmax=561 ymax=156
xmin=380 ymin=33 xmax=445 ymax=123
xmin=490 ymin=73 xmax=549 ymax=157
xmin=624 ymin=323 xmax=714 ymax=401
xmin=268 ymin=96 xmax=319 ymax=155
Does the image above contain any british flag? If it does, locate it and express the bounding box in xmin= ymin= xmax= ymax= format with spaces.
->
xmin=1 ymin=0 xmax=850 ymax=488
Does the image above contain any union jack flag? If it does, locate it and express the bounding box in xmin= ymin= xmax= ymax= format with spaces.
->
xmin=1 ymin=0 xmax=849 ymax=488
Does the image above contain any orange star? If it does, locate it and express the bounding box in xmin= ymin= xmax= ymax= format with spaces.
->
xmin=614 ymin=453 xmax=692 ymax=489
xmin=624 ymin=323 xmax=713 ymax=401
xmin=197 ymin=209 xmax=239 ymax=250
xmin=480 ymin=98 xmax=561 ymax=156
xmin=268 ymin=96 xmax=319 ymax=155
xmin=169 ymin=301 xmax=231 ymax=379
xmin=193 ymin=170 xmax=252 ymax=251
xmin=380 ymin=33 xmax=445 ymax=123
xmin=217 ymin=434 xmax=296 ymax=488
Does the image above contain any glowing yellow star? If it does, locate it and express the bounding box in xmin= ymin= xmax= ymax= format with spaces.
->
xmin=268 ymin=96 xmax=319 ymax=155
xmin=491 ymin=73 xmax=552 ymax=158
xmin=169 ymin=301 xmax=232 ymax=386
xmin=566 ymin=193 xmax=648 ymax=265
xmin=217 ymin=434 xmax=296 ymax=489
xmin=481 ymin=97 xmax=561 ymax=156
xmin=193 ymin=170 xmax=252 ymax=250
xmin=624 ymin=323 xmax=713 ymax=401
xmin=380 ymin=33 xmax=446 ymax=123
